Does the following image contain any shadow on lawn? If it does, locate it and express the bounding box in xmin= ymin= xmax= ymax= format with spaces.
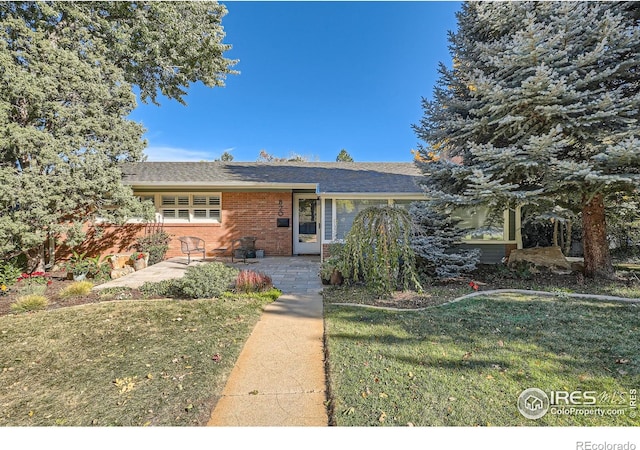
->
xmin=326 ymin=297 xmax=640 ymax=381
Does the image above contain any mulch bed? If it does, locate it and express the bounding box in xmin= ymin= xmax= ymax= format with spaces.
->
xmin=0 ymin=271 xmax=146 ymax=318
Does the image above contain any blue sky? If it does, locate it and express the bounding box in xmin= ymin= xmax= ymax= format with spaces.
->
xmin=129 ymin=1 xmax=461 ymax=163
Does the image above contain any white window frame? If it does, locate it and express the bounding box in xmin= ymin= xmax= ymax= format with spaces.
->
xmin=136 ymin=193 xmax=222 ymax=223
xmin=321 ymin=196 xmax=426 ymax=244
xmin=319 ymin=196 xmax=518 ymax=246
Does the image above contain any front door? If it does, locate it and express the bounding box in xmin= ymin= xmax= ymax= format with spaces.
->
xmin=293 ymin=194 xmax=321 ymax=255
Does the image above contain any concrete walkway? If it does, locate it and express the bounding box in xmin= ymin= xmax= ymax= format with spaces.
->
xmin=93 ymin=256 xmax=329 ymax=426
xmin=207 ymin=256 xmax=328 ymax=426
xmin=92 ymin=257 xmax=193 ymax=290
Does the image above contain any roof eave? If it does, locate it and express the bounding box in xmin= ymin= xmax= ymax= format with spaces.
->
xmin=126 ymin=181 xmax=319 ymax=191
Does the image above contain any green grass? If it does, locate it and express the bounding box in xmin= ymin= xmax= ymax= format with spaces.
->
xmin=324 ymin=292 xmax=640 ymax=426
xmin=0 ymin=294 xmax=275 ymax=426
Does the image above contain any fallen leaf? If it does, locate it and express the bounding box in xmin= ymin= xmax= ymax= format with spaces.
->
xmin=497 ymin=340 xmax=504 ymax=347
xmin=212 ymin=354 xmax=222 ymax=363
xmin=616 ymin=358 xmax=630 ymax=364
xmin=486 ymin=374 xmax=494 ymax=380
xmin=462 ymin=352 xmax=473 ymax=360
xmin=379 ymin=392 xmax=388 ymax=399
xmin=378 ymin=411 xmax=387 ymax=423
xmin=342 ymin=407 xmax=355 ymax=416
xmin=249 ymin=390 xmax=259 ymax=395
xmin=146 ymin=373 xmax=153 ymax=380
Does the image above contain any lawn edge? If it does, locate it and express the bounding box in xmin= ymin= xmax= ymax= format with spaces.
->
xmin=327 ymin=288 xmax=640 ymax=312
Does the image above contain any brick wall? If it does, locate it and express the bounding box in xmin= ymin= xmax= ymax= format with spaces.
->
xmin=68 ymin=192 xmax=294 ymax=260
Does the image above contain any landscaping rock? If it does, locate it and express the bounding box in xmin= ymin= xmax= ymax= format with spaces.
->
xmin=508 ymin=246 xmax=572 ymax=271
xmin=110 ymin=266 xmax=134 ymax=280
xmin=108 ymin=254 xmax=132 ymax=270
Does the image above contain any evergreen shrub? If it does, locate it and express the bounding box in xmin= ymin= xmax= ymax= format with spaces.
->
xmin=410 ymin=202 xmax=480 ymax=281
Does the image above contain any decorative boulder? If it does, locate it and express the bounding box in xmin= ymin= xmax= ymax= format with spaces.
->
xmin=110 ymin=266 xmax=135 ymax=280
xmin=108 ymin=254 xmax=132 ymax=270
xmin=507 ymin=246 xmax=572 ymax=271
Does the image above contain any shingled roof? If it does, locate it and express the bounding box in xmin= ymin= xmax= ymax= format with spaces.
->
xmin=122 ymin=161 xmax=423 ymax=194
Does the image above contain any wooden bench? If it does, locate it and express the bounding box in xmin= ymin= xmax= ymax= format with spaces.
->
xmin=177 ymin=236 xmax=205 ymax=264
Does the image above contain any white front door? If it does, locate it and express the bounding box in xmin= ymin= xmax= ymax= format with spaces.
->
xmin=293 ymin=194 xmax=321 ymax=255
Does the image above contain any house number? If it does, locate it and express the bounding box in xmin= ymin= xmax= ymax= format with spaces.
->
xmin=277 ymin=200 xmax=284 ymax=217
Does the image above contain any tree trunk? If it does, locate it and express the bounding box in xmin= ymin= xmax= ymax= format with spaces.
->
xmin=25 ymin=245 xmax=46 ymax=273
xmin=564 ymin=220 xmax=573 ymax=256
xmin=581 ymin=193 xmax=613 ymax=278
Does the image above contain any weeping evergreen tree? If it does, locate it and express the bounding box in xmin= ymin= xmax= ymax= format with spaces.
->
xmin=409 ymin=201 xmax=480 ymax=280
xmin=341 ymin=206 xmax=422 ymax=296
xmin=413 ymin=2 xmax=640 ymax=278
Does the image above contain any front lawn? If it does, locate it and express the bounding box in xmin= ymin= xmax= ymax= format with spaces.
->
xmin=0 ymin=292 xmax=276 ymax=426
xmin=324 ymin=292 xmax=640 ymax=426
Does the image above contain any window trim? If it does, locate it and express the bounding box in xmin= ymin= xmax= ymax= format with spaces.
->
xmin=136 ymin=192 xmax=222 ymax=224
xmin=320 ymin=196 xmax=518 ymax=246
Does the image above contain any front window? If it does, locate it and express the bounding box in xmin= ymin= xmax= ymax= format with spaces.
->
xmin=335 ymin=199 xmax=388 ymax=240
xmin=137 ymin=193 xmax=222 ymax=223
xmin=453 ymin=206 xmax=505 ymax=241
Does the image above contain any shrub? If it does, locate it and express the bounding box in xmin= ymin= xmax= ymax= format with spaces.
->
xmin=0 ymin=260 xmax=23 ymax=289
xmin=180 ymin=262 xmax=239 ymax=299
xmin=59 ymin=281 xmax=94 ymax=298
xmin=235 ymin=270 xmax=273 ymax=293
xmin=320 ymin=244 xmax=346 ymax=283
xmin=97 ymin=287 xmax=133 ymax=300
xmin=139 ymin=279 xmax=183 ymax=298
xmin=134 ymin=231 xmax=172 ymax=265
xmin=11 ymin=295 xmax=49 ymax=313
xmin=16 ymin=272 xmax=52 ymax=296
xmin=139 ymin=263 xmax=239 ymax=299
xmin=409 ymin=202 xmax=480 ymax=281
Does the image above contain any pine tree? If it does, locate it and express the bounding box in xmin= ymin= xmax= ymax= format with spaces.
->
xmin=410 ymin=202 xmax=480 ymax=280
xmin=218 ymin=151 xmax=234 ymax=161
xmin=413 ymin=2 xmax=640 ymax=278
xmin=0 ymin=2 xmax=237 ymax=270
xmin=336 ymin=149 xmax=354 ymax=162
